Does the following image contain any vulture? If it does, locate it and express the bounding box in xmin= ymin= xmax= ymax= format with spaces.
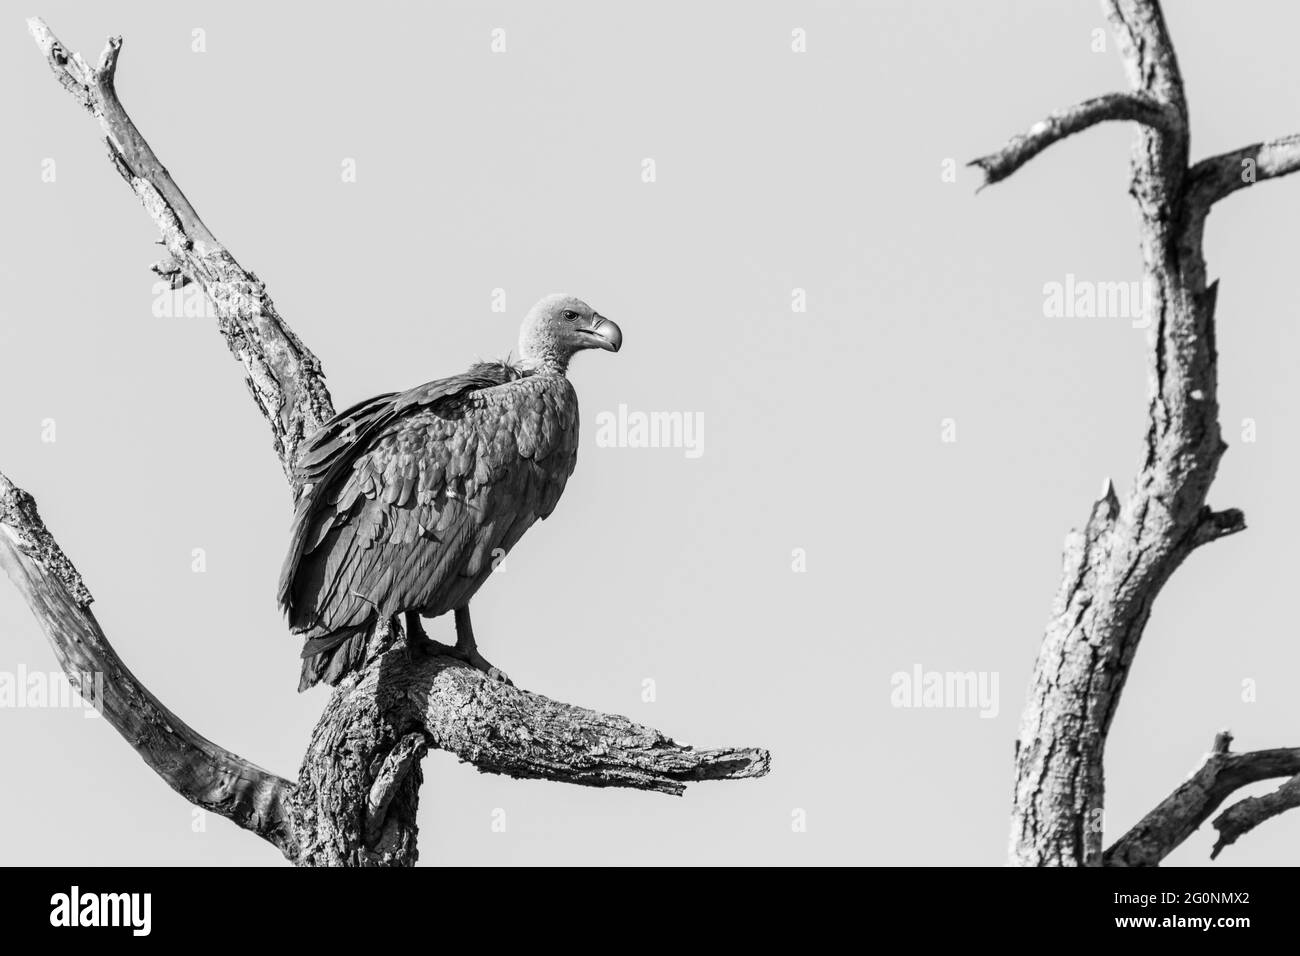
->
xmin=278 ymin=294 xmax=622 ymax=691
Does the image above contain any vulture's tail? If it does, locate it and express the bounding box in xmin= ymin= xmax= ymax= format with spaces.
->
xmin=297 ymin=624 xmax=372 ymax=692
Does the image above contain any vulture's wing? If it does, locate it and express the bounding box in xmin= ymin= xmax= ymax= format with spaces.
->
xmin=278 ymin=364 xmax=579 ymax=688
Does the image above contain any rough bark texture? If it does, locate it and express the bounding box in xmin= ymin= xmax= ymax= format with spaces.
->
xmin=1209 ymin=773 xmax=1300 ymax=860
xmin=973 ymin=0 xmax=1300 ymax=866
xmin=9 ymin=19 xmax=769 ymax=867
xmin=1103 ymin=733 xmax=1300 ymax=866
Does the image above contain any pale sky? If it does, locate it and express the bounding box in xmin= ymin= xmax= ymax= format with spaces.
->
xmin=2 ymin=0 xmax=1298 ymax=865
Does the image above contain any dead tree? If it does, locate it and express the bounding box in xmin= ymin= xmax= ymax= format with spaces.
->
xmin=2 ymin=19 xmax=768 ymax=866
xmin=971 ymin=0 xmax=1300 ymax=866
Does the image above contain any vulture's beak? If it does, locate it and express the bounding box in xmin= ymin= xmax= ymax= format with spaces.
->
xmin=588 ymin=314 xmax=622 ymax=353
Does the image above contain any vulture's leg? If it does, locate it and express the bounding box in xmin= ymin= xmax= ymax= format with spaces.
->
xmin=404 ymin=611 xmax=456 ymax=657
xmin=405 ymin=609 xmax=511 ymax=684
xmin=453 ymin=606 xmax=513 ymax=685
xmin=404 ymin=611 xmax=431 ymax=645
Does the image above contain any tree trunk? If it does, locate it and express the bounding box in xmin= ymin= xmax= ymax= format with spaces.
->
xmin=972 ymin=0 xmax=1300 ymax=865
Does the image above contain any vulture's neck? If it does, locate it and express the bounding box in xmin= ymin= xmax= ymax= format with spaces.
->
xmin=518 ymin=350 xmax=570 ymax=376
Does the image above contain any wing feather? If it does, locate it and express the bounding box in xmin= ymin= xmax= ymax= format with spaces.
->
xmin=279 ymin=364 xmax=580 ymax=688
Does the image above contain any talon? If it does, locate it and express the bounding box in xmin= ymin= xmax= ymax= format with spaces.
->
xmin=408 ymin=635 xmax=510 ymax=683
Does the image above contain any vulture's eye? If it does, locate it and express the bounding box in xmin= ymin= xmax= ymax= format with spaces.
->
xmin=562 ymin=310 xmax=578 ymax=321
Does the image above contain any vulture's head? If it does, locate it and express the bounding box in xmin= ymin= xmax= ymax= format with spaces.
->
xmin=518 ymin=294 xmax=622 ymax=371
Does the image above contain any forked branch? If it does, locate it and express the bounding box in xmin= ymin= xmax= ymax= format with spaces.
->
xmin=973 ymin=0 xmax=1300 ymax=866
xmin=1104 ymin=733 xmax=1300 ymax=866
xmin=13 ymin=19 xmax=769 ymax=866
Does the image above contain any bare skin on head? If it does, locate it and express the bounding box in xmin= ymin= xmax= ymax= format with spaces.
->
xmin=517 ymin=293 xmax=623 ymax=373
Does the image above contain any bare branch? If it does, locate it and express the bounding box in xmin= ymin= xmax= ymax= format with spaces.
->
xmin=1187 ymin=135 xmax=1300 ymax=209
xmin=1104 ymin=734 xmax=1300 ymax=866
xmin=1189 ymin=506 xmax=1246 ymax=549
xmin=327 ymin=649 xmax=770 ymax=797
xmin=969 ymin=93 xmax=1179 ymax=188
xmin=0 ymin=470 xmax=297 ymax=857
xmin=1212 ymin=773 xmax=1300 ymax=859
xmin=27 ymin=18 xmax=334 ymax=483
xmin=290 ymin=646 xmax=769 ymax=865
xmin=411 ymin=663 xmax=770 ymax=794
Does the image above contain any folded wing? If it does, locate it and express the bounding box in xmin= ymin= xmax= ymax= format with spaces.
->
xmin=279 ymin=363 xmax=578 ymax=689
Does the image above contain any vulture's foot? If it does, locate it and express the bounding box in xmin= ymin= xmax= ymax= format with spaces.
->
xmin=405 ymin=629 xmax=513 ymax=684
xmin=414 ymin=640 xmax=512 ymax=685
xmin=459 ymin=648 xmax=513 ymax=686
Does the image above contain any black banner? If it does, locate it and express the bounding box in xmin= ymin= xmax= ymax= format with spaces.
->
xmin=0 ymin=865 xmax=1287 ymax=942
